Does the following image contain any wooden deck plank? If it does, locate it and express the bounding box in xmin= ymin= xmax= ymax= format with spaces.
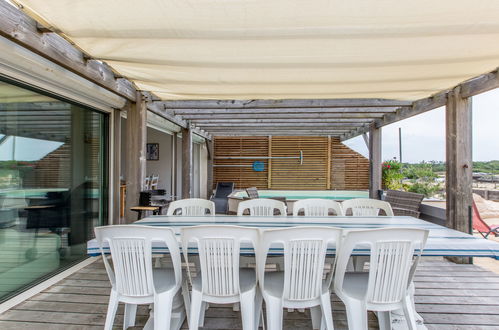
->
xmin=1 ymin=257 xmax=498 ymax=329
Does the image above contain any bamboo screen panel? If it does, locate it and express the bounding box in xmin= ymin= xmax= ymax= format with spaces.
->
xmin=213 ymin=136 xmax=369 ymax=190
xmin=213 ymin=136 xmax=268 ymax=189
xmin=270 ymin=136 xmax=329 ymax=190
xmin=330 ymin=138 xmax=369 ymax=190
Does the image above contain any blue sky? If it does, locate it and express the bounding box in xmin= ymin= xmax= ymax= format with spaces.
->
xmin=344 ymin=88 xmax=499 ymax=163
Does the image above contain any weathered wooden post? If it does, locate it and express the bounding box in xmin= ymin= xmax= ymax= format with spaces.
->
xmin=369 ymin=124 xmax=382 ymax=199
xmin=111 ymin=108 xmax=122 ymax=224
xmin=182 ymin=125 xmax=193 ymax=198
xmin=206 ymin=139 xmax=214 ymax=198
xmin=446 ymin=86 xmax=473 ymax=264
xmin=125 ymin=92 xmax=147 ymax=222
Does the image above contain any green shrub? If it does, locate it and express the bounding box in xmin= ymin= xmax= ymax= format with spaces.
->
xmin=382 ymin=160 xmax=404 ymax=190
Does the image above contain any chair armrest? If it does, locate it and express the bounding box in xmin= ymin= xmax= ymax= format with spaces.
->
xmin=392 ymin=207 xmax=420 ymax=218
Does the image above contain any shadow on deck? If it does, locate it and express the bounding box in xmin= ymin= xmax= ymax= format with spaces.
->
xmin=0 ymin=257 xmax=499 ymax=329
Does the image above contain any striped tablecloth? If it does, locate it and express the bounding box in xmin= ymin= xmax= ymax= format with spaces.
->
xmin=87 ymin=215 xmax=499 ymax=259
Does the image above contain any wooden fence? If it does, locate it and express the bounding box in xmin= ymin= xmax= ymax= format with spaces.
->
xmin=213 ymin=136 xmax=369 ymax=190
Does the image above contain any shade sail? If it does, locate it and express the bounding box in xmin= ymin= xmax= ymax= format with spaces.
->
xmin=16 ymin=0 xmax=499 ymax=101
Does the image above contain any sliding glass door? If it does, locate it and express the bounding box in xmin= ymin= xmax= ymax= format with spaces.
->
xmin=0 ymin=78 xmax=108 ymax=301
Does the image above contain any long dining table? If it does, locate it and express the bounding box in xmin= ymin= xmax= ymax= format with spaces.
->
xmin=87 ymin=215 xmax=499 ymax=259
xmin=86 ymin=215 xmax=499 ymax=330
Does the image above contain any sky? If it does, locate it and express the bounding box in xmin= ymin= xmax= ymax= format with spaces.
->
xmin=343 ymin=88 xmax=499 ymax=163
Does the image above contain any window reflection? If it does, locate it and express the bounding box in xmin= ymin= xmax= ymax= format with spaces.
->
xmin=0 ymin=79 xmax=107 ymax=301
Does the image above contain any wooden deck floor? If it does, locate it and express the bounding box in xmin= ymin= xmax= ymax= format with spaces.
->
xmin=0 ymin=257 xmax=499 ymax=329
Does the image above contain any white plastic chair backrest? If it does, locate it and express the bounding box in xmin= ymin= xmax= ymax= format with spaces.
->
xmin=342 ymin=198 xmax=394 ymax=216
xmin=292 ymin=198 xmax=344 ymax=216
xmin=334 ymin=228 xmax=428 ymax=305
xmin=150 ymin=175 xmax=159 ymax=189
xmin=144 ymin=176 xmax=151 ymax=190
xmin=95 ymin=225 xmax=182 ymax=297
xmin=181 ymin=225 xmax=259 ymax=297
xmin=237 ymin=198 xmax=286 ymax=216
xmin=258 ymin=227 xmax=342 ymax=301
xmin=167 ymin=198 xmax=215 ymax=216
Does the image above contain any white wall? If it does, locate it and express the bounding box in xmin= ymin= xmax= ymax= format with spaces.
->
xmin=146 ymin=127 xmax=173 ymax=194
xmin=199 ymin=143 xmax=208 ymax=199
xmin=176 ymin=136 xmax=182 ymax=198
xmin=193 ymin=143 xmax=200 ymax=197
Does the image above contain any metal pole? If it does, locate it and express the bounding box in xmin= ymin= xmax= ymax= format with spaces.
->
xmin=398 ymin=127 xmax=402 ymax=163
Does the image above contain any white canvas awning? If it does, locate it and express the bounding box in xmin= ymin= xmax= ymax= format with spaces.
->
xmin=14 ymin=0 xmax=499 ymax=101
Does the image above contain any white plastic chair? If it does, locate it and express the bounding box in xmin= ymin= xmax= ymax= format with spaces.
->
xmin=167 ymin=198 xmax=215 ymax=216
xmin=257 ymin=227 xmax=343 ymax=330
xmin=150 ymin=175 xmax=159 ymax=190
xmin=292 ymin=198 xmax=344 ymax=216
xmin=342 ymin=198 xmax=394 ymax=216
xmin=181 ymin=225 xmax=261 ymax=330
xmin=237 ymin=198 xmax=286 ymax=216
xmin=333 ymin=228 xmax=429 ymax=330
xmin=95 ymin=225 xmax=183 ymax=330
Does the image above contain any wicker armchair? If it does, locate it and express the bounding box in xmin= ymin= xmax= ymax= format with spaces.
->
xmin=383 ymin=190 xmax=424 ymax=218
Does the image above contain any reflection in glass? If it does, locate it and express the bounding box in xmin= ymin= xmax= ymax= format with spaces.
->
xmin=0 ymin=79 xmax=107 ymax=301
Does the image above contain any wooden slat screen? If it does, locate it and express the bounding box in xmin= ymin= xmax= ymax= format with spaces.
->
xmin=270 ymin=136 xmax=328 ymax=190
xmin=213 ymin=136 xmax=268 ymax=189
xmin=213 ymin=136 xmax=369 ymax=191
xmin=330 ymin=138 xmax=369 ymax=190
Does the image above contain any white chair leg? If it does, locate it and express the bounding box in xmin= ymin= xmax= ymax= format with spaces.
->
xmin=123 ymin=303 xmax=137 ymax=329
xmin=240 ymin=289 xmax=256 ymax=330
xmin=265 ymin=297 xmax=283 ymax=330
xmin=403 ymin=295 xmax=418 ymax=330
xmin=104 ymin=290 xmax=119 ymax=330
xmin=320 ymin=293 xmax=334 ymax=330
xmin=255 ymin=288 xmax=264 ymax=329
xmin=182 ymin=279 xmax=191 ymax=328
xmin=199 ymin=302 xmax=207 ymax=327
xmin=344 ymin=300 xmax=367 ymax=330
xmin=154 ymin=293 xmax=173 ymax=330
xmin=377 ymin=311 xmax=391 ymax=330
xmin=310 ymin=306 xmax=322 ymax=330
xmin=189 ymin=290 xmax=203 ymax=330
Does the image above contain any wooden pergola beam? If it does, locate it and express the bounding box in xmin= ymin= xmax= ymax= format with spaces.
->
xmin=209 ymin=130 xmax=350 ymax=135
xmin=376 ymin=94 xmax=447 ymax=128
xmin=0 ymin=1 xmax=136 ymax=101
xmin=197 ymin=123 xmax=366 ymax=128
xmin=158 ymin=99 xmax=412 ymax=109
xmin=181 ymin=113 xmax=386 ymax=119
xmin=189 ymin=118 xmax=373 ymax=124
xmin=172 ymin=107 xmax=398 ymax=115
xmin=146 ymin=100 xmax=212 ymax=140
xmin=460 ymin=68 xmax=499 ymax=98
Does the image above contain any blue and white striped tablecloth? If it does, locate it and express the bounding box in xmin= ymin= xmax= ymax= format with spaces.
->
xmin=87 ymin=215 xmax=499 ymax=259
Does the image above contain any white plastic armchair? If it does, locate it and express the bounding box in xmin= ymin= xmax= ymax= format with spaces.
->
xmin=333 ymin=228 xmax=429 ymax=330
xmin=292 ymin=198 xmax=344 ymax=216
xmin=181 ymin=225 xmax=261 ymax=330
xmin=342 ymin=198 xmax=394 ymax=216
xmin=257 ymin=227 xmax=342 ymax=330
xmin=167 ymin=198 xmax=215 ymax=216
xmin=94 ymin=225 xmax=183 ymax=330
xmin=237 ymin=198 xmax=286 ymax=216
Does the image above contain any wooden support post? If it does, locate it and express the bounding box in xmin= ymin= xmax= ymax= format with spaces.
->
xmin=182 ymin=126 xmax=193 ymax=199
xmin=446 ymin=87 xmax=473 ymax=264
xmin=369 ymin=124 xmax=382 ymax=199
xmin=206 ymin=139 xmax=214 ymax=198
xmin=125 ymin=92 xmax=147 ymax=222
xmin=111 ymin=109 xmax=122 ymax=224
xmin=268 ymin=136 xmax=272 ymax=189
xmin=327 ymin=136 xmax=332 ymax=189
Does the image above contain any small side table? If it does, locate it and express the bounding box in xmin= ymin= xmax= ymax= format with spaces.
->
xmin=130 ymin=206 xmax=162 ymax=220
